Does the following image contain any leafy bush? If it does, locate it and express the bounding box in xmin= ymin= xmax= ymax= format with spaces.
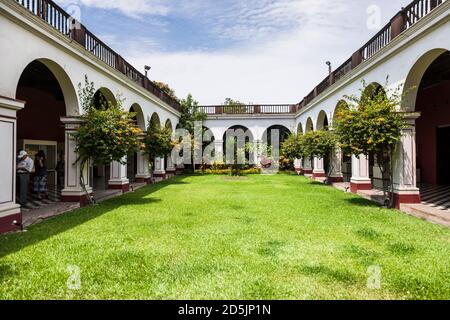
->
xmin=74 ymin=77 xmax=142 ymax=167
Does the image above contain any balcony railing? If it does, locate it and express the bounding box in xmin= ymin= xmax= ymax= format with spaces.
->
xmin=198 ymin=105 xmax=298 ymax=115
xmin=297 ymin=0 xmax=446 ymax=112
xmin=15 ymin=0 xmax=181 ymax=112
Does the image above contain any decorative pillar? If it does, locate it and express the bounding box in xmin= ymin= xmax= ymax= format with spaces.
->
xmin=313 ymin=157 xmax=326 ymax=178
xmin=153 ymin=157 xmax=166 ymax=179
xmin=60 ymin=117 xmax=93 ymax=206
xmin=253 ymin=140 xmax=262 ymax=168
xmin=0 ymin=97 xmax=24 ymax=233
xmin=135 ymin=151 xmax=151 ymax=184
xmin=329 ymin=149 xmax=344 ymax=183
xmin=303 ymin=158 xmax=313 ymax=175
xmin=109 ymin=159 xmax=130 ymax=192
xmin=391 ymin=114 xmax=421 ymax=208
xmin=294 ymin=158 xmax=302 ymax=174
xmin=214 ymin=140 xmax=224 ymax=163
xmin=350 ymin=154 xmax=372 ymax=193
xmin=166 ymin=155 xmax=176 ymax=177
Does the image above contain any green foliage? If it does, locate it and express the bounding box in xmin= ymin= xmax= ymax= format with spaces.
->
xmin=281 ymin=133 xmax=305 ymax=160
xmin=302 ymin=130 xmax=338 ymax=160
xmin=144 ymin=124 xmax=174 ymax=160
xmin=179 ymin=94 xmax=206 ymax=135
xmin=73 ymin=76 xmax=142 ymax=166
xmin=334 ymin=81 xmax=406 ymax=165
xmin=223 ymin=97 xmax=248 ymax=114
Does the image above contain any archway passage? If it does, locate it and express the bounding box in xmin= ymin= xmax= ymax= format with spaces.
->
xmin=90 ymin=88 xmax=117 ymax=191
xmin=127 ymin=105 xmax=144 ymax=183
xmin=16 ymin=60 xmax=68 ymax=208
xmin=223 ymin=125 xmax=254 ymax=166
xmin=333 ymin=100 xmax=352 ymax=182
xmin=416 ymin=51 xmax=450 ymax=187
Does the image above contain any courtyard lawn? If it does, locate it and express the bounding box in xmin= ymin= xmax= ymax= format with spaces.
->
xmin=0 ymin=174 xmax=449 ymax=300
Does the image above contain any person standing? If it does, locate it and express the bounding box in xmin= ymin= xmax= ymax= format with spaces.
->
xmin=33 ymin=150 xmax=48 ymax=200
xmin=17 ymin=150 xmax=34 ymax=206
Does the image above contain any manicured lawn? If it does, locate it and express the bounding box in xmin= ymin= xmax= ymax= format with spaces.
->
xmin=0 ymin=174 xmax=449 ymax=300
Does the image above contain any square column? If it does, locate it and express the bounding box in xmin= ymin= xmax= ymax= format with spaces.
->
xmin=176 ymin=163 xmax=185 ymax=175
xmin=135 ymin=151 xmax=151 ymax=184
xmin=391 ymin=114 xmax=421 ymax=208
xmin=61 ymin=117 xmax=93 ymax=206
xmin=0 ymin=97 xmax=24 ymax=233
xmin=214 ymin=140 xmax=224 ymax=163
xmin=109 ymin=159 xmax=130 ymax=192
xmin=153 ymin=157 xmax=166 ymax=179
xmin=329 ymin=149 xmax=344 ymax=183
xmin=253 ymin=140 xmax=261 ymax=168
xmin=303 ymin=158 xmax=313 ymax=175
xmin=313 ymin=157 xmax=326 ymax=178
xmin=294 ymin=158 xmax=302 ymax=175
xmin=166 ymin=155 xmax=176 ymax=177
xmin=350 ymin=154 xmax=372 ymax=193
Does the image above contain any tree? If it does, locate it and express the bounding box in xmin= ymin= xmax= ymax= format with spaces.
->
xmin=281 ymin=133 xmax=305 ymax=161
xmin=73 ymin=76 xmax=142 ymax=203
xmin=334 ymin=80 xmax=406 ymax=206
xmin=178 ymin=94 xmax=207 ymax=171
xmin=143 ymin=125 xmax=174 ymax=162
xmin=223 ymin=97 xmax=248 ymax=114
xmin=301 ymin=130 xmax=338 ymax=183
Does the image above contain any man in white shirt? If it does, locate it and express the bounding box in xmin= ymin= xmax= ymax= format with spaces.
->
xmin=17 ymin=150 xmax=34 ymax=206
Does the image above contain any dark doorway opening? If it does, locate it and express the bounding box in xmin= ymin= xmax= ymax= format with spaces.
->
xmin=437 ymin=126 xmax=450 ymax=185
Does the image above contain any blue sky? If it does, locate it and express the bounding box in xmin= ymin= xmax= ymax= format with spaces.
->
xmin=56 ymin=0 xmax=411 ymax=104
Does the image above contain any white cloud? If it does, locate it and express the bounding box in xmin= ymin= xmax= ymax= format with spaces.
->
xmin=57 ymin=0 xmax=170 ymax=17
xmin=55 ymin=0 xmax=413 ymax=104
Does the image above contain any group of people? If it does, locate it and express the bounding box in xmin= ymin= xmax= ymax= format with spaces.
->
xmin=16 ymin=150 xmax=48 ymax=206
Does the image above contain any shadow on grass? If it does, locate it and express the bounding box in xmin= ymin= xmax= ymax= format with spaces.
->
xmin=345 ymin=197 xmax=381 ymax=208
xmin=299 ymin=264 xmax=359 ymax=285
xmin=0 ymin=175 xmax=190 ymax=259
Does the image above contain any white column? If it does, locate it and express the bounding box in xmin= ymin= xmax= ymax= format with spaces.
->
xmin=166 ymin=155 xmax=176 ymax=176
xmin=154 ymin=157 xmax=166 ymax=178
xmin=350 ymin=154 xmax=372 ymax=193
xmin=303 ymin=157 xmax=313 ymax=174
xmin=294 ymin=158 xmax=302 ymax=174
xmin=391 ymin=115 xmax=421 ymax=207
xmin=109 ymin=159 xmax=130 ymax=192
xmin=313 ymin=157 xmax=325 ymax=177
xmin=329 ymin=149 xmax=344 ymax=182
xmin=214 ymin=140 xmax=224 ymax=163
xmin=61 ymin=117 xmax=93 ymax=205
xmin=253 ymin=140 xmax=261 ymax=167
xmin=135 ymin=151 xmax=150 ymax=183
xmin=0 ymin=97 xmax=23 ymax=233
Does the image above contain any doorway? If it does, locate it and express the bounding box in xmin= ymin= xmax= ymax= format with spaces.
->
xmin=437 ymin=126 xmax=450 ymax=185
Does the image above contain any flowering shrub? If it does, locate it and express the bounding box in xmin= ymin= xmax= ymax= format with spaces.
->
xmin=73 ymin=77 xmax=142 ymax=166
xmin=143 ymin=125 xmax=174 ymax=160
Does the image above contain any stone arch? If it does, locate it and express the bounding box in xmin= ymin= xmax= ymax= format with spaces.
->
xmin=149 ymin=112 xmax=161 ymax=130
xmin=305 ymin=117 xmax=314 ymax=133
xmin=402 ymin=48 xmax=449 ymax=112
xmin=262 ymin=125 xmax=291 ymax=146
xmin=361 ymin=82 xmax=386 ymax=104
xmin=93 ymin=87 xmax=117 ymax=109
xmin=297 ymin=122 xmax=304 ymax=135
xmin=332 ymin=100 xmax=349 ymax=127
xmin=15 ymin=58 xmax=79 ymax=116
xmin=165 ymin=119 xmax=173 ymax=132
xmin=129 ymin=103 xmax=145 ymax=130
xmin=316 ymin=110 xmax=329 ymax=131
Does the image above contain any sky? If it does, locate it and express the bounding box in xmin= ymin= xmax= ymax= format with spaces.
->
xmin=56 ymin=0 xmax=412 ymax=105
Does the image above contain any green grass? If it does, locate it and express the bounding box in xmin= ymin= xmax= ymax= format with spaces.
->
xmin=0 ymin=174 xmax=449 ymax=300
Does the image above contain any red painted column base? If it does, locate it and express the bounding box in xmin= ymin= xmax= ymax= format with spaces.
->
xmin=391 ymin=193 xmax=421 ymax=209
xmin=61 ymin=194 xmax=93 ymax=207
xmin=350 ymin=182 xmax=373 ymax=194
xmin=312 ymin=172 xmax=326 ymax=179
xmin=328 ymin=176 xmax=344 ymax=183
xmin=135 ymin=177 xmax=152 ymax=184
xmin=0 ymin=212 xmax=22 ymax=234
xmin=153 ymin=173 xmax=167 ymax=179
xmin=303 ymin=169 xmax=313 ymax=175
xmin=108 ymin=183 xmax=130 ymax=193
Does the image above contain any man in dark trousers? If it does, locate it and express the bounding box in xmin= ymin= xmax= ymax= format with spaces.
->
xmin=16 ymin=150 xmax=34 ymax=206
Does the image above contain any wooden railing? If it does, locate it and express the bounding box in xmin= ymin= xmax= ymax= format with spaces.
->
xmin=15 ymin=0 xmax=181 ymax=112
xmin=296 ymin=0 xmax=446 ymax=112
xmin=198 ymin=105 xmax=298 ymax=115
